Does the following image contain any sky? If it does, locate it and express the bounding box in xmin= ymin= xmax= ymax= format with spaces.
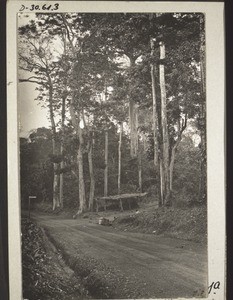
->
xmin=18 ymin=82 xmax=50 ymax=137
xmin=18 ymin=13 xmax=54 ymax=137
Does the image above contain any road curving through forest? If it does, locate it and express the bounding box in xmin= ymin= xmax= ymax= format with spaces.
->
xmin=33 ymin=212 xmax=208 ymax=299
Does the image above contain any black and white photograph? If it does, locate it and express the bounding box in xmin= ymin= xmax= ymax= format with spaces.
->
xmin=7 ymin=1 xmax=225 ymax=300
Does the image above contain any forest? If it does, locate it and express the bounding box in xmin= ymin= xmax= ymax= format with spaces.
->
xmin=18 ymin=12 xmax=206 ymax=214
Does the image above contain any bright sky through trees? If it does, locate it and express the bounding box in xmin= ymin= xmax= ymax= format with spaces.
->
xmin=18 ymin=13 xmax=63 ymax=137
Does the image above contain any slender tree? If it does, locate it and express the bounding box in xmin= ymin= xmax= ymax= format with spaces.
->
xmin=118 ymin=122 xmax=123 ymax=194
xmin=159 ymin=41 xmax=170 ymax=204
xmin=88 ymin=131 xmax=95 ymax=210
xmin=138 ymin=138 xmax=143 ymax=193
xmin=150 ymin=37 xmax=163 ymax=205
xmin=61 ymin=14 xmax=87 ymax=213
xmin=18 ymin=34 xmax=62 ymax=210
xmin=104 ymin=130 xmax=109 ymax=197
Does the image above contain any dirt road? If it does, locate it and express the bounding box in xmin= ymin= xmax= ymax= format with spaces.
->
xmin=33 ymin=213 xmax=207 ymax=299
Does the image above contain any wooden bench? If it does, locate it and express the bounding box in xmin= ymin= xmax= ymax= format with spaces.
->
xmin=95 ymin=192 xmax=148 ymax=212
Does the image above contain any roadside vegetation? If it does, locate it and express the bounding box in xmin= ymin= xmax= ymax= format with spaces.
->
xmin=22 ymin=218 xmax=90 ymax=300
xmin=112 ymin=203 xmax=207 ymax=243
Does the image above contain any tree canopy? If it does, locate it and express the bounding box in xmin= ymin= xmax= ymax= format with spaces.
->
xmin=19 ymin=12 xmax=206 ymax=212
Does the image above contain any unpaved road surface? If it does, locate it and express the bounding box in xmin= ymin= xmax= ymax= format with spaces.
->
xmin=33 ymin=213 xmax=207 ymax=299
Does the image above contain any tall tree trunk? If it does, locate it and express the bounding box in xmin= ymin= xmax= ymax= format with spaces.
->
xmin=151 ymin=43 xmax=159 ymax=167
xmin=104 ymin=130 xmax=108 ymax=197
xmin=129 ymin=100 xmax=138 ymax=158
xmin=169 ymin=139 xmax=180 ymax=192
xmin=198 ymin=150 xmax=206 ymax=202
xmin=127 ymin=58 xmax=138 ymax=158
xmin=159 ymin=41 xmax=170 ymax=204
xmin=59 ymin=29 xmax=69 ymax=209
xmin=62 ymin=16 xmax=87 ymax=214
xmin=88 ymin=133 xmax=95 ymax=211
xmin=198 ymin=17 xmax=207 ymax=202
xmin=47 ymin=76 xmax=60 ymax=210
xmin=59 ymin=95 xmax=66 ymax=209
xmin=138 ymin=139 xmax=142 ymax=193
xmin=69 ymin=101 xmax=86 ymax=213
xmin=78 ymin=126 xmax=86 ymax=212
xmin=118 ymin=123 xmax=123 ymax=194
xmin=101 ymin=79 xmax=109 ymax=198
xmin=52 ymin=140 xmax=60 ymax=211
xmin=59 ymin=151 xmax=64 ymax=208
xmin=150 ymin=37 xmax=163 ymax=206
xmin=159 ymin=160 xmax=164 ymax=205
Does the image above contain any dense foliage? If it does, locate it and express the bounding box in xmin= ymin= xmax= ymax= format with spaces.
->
xmin=19 ymin=12 xmax=206 ymax=211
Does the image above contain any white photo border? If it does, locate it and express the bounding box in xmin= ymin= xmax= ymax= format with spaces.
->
xmin=7 ymin=1 xmax=225 ymax=299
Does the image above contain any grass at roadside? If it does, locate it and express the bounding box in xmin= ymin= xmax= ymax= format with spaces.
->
xmin=112 ymin=204 xmax=207 ymax=243
xmin=32 ymin=200 xmax=207 ymax=243
xmin=21 ymin=218 xmax=89 ymax=300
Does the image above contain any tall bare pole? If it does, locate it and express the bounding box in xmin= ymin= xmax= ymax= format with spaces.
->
xmin=103 ymin=81 xmax=109 ymax=197
xmin=138 ymin=139 xmax=142 ymax=193
xmin=128 ymin=57 xmax=138 ymax=158
xmin=59 ymin=29 xmax=68 ymax=209
xmin=104 ymin=130 xmax=108 ymax=197
xmin=159 ymin=41 xmax=170 ymax=204
xmin=62 ymin=16 xmax=87 ymax=213
xmin=59 ymin=94 xmax=66 ymax=209
xmin=150 ymin=37 xmax=163 ymax=206
xmin=150 ymin=38 xmax=159 ymax=167
xmin=78 ymin=125 xmax=87 ymax=211
xmin=118 ymin=122 xmax=123 ymax=194
xmin=47 ymin=73 xmax=60 ymax=210
xmin=129 ymin=100 xmax=138 ymax=158
xmin=88 ymin=132 xmax=95 ymax=211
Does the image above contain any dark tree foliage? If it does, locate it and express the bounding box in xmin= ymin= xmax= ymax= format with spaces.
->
xmin=19 ymin=12 xmax=206 ymax=209
xmin=20 ymin=128 xmax=53 ymax=207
